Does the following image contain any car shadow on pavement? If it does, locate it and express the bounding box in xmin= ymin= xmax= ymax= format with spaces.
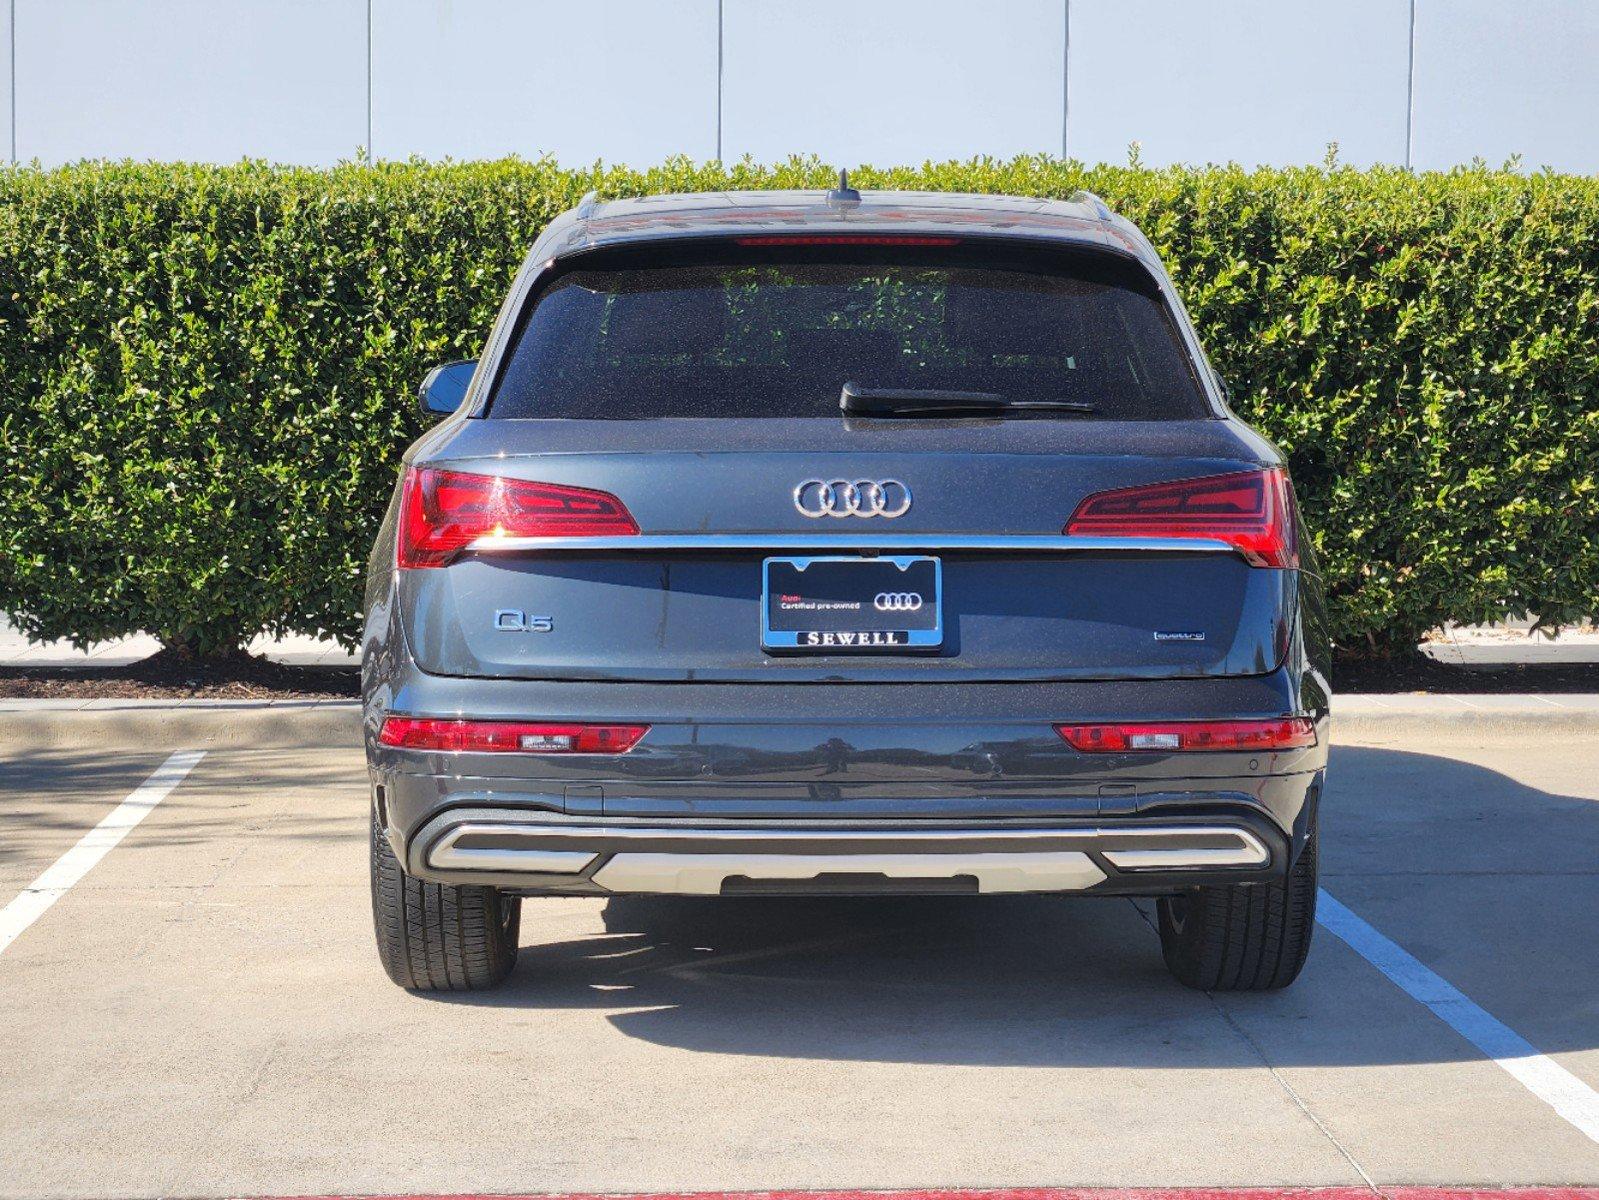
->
xmin=435 ymin=742 xmax=1599 ymax=1070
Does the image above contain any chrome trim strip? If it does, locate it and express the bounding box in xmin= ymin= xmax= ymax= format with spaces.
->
xmin=1102 ymin=836 xmax=1269 ymax=870
xmin=427 ymin=828 xmax=597 ymax=874
xmin=422 ymin=822 xmax=1263 ymax=848
xmin=463 ymin=533 xmax=1238 ymax=555
xmin=592 ymin=851 xmax=1105 ymax=895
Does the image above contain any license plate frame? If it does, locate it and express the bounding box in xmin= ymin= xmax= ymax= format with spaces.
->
xmin=761 ymin=555 xmax=943 ymax=653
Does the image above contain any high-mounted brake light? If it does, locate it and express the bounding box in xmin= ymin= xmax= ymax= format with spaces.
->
xmin=733 ymin=236 xmax=961 ymax=247
xmin=397 ymin=467 xmax=638 ymax=568
xmin=378 ymin=718 xmax=649 ymax=754
xmin=1055 ymin=717 xmax=1316 ymax=753
xmin=1065 ymin=467 xmax=1299 ymax=568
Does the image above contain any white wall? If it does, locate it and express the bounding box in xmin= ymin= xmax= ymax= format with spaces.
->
xmin=1068 ymin=0 xmax=1411 ymax=167
xmin=722 ymin=0 xmax=1063 ymax=165
xmin=8 ymin=0 xmax=1599 ymax=172
xmin=1411 ymin=0 xmax=1599 ymax=172
xmin=16 ymin=0 xmax=366 ymax=164
xmin=372 ymin=0 xmax=718 ymax=164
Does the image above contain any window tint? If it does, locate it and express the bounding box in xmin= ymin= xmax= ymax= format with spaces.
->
xmin=490 ymin=251 xmax=1209 ymax=420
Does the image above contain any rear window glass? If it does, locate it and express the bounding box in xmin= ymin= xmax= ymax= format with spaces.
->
xmin=489 ymin=247 xmax=1210 ymax=420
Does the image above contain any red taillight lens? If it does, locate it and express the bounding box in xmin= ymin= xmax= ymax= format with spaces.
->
xmin=397 ymin=467 xmax=638 ymax=568
xmin=1055 ymin=717 xmax=1316 ymax=753
xmin=1065 ymin=468 xmax=1299 ymax=568
xmin=378 ymin=718 xmax=648 ymax=754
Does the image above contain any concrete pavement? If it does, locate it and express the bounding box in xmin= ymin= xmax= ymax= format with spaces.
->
xmin=1422 ymin=620 xmax=1599 ymax=667
xmin=0 ymin=708 xmax=1597 ymax=1197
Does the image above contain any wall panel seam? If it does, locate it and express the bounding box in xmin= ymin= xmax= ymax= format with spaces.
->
xmin=9 ymin=0 xmax=15 ymax=163
xmin=1061 ymin=0 xmax=1069 ymax=159
xmin=1405 ymin=0 xmax=1417 ymax=168
xmin=716 ymin=0 xmax=724 ymax=161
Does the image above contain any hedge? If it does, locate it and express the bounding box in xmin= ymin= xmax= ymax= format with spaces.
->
xmin=1 ymin=156 xmax=1595 ymax=657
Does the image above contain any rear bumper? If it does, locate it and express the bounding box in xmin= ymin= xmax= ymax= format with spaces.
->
xmin=391 ymin=805 xmax=1291 ymax=896
xmin=364 ymin=662 xmax=1329 ymax=896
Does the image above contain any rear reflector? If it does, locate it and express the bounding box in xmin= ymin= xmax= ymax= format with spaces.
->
xmin=379 ymin=718 xmax=648 ymax=754
xmin=1055 ymin=717 xmax=1317 ymax=753
xmin=1065 ymin=467 xmax=1299 ymax=568
xmin=397 ymin=467 xmax=638 ymax=568
xmin=734 ymin=235 xmax=961 ymax=246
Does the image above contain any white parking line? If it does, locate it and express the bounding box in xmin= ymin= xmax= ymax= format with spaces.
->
xmin=0 ymin=749 xmax=205 ymax=956
xmin=1317 ymin=888 xmax=1599 ymax=1145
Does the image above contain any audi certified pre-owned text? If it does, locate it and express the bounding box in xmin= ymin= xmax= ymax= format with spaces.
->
xmin=363 ymin=183 xmax=1330 ymax=993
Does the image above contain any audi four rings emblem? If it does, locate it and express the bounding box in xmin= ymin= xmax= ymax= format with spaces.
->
xmin=793 ymin=478 xmax=912 ymax=519
xmin=873 ymin=592 xmax=924 ymax=612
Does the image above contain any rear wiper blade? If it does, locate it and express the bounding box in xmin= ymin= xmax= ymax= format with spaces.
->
xmin=839 ymin=382 xmax=1098 ymax=417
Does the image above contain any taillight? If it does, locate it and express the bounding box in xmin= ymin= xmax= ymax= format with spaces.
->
xmin=1055 ymin=717 xmax=1316 ymax=753
xmin=1065 ymin=467 xmax=1299 ymax=568
xmin=397 ymin=467 xmax=638 ymax=568
xmin=378 ymin=718 xmax=648 ymax=754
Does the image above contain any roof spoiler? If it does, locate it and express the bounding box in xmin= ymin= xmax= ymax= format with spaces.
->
xmin=1069 ymin=189 xmax=1114 ymax=221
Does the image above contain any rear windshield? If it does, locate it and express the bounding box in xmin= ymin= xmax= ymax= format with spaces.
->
xmin=489 ymin=245 xmax=1210 ymax=420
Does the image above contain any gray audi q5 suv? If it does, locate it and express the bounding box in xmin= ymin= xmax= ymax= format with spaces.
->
xmin=363 ymin=182 xmax=1331 ymax=993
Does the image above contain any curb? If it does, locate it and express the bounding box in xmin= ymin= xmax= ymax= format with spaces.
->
xmin=2 ymin=695 xmax=1598 ymax=748
xmin=0 ymin=698 xmax=362 ymax=749
xmin=1333 ymin=693 xmax=1599 ymax=737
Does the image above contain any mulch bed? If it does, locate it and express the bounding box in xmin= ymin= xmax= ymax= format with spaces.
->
xmin=0 ymin=649 xmax=1593 ymax=700
xmin=0 ymin=648 xmax=359 ymax=700
xmin=1333 ymin=653 xmax=1599 ymax=694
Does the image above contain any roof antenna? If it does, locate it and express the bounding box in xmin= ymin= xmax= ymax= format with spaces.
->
xmin=826 ymin=168 xmax=862 ymax=208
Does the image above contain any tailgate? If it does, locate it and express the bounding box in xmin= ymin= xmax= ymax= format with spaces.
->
xmin=398 ymin=428 xmax=1296 ymax=684
xmin=406 ymin=548 xmax=1290 ymax=682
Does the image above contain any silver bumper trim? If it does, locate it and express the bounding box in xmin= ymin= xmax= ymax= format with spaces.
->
xmin=1103 ymin=845 xmax=1269 ymax=870
xmin=426 ymin=835 xmax=597 ymax=875
xmin=418 ymin=818 xmax=1271 ymax=892
xmin=592 ymin=851 xmax=1105 ymax=894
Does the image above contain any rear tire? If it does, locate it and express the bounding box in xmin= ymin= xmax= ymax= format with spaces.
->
xmin=1157 ymin=828 xmax=1317 ymax=991
xmin=369 ymin=803 xmax=520 ymax=991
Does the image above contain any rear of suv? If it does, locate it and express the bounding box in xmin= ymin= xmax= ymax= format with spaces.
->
xmin=363 ymin=184 xmax=1330 ymax=994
